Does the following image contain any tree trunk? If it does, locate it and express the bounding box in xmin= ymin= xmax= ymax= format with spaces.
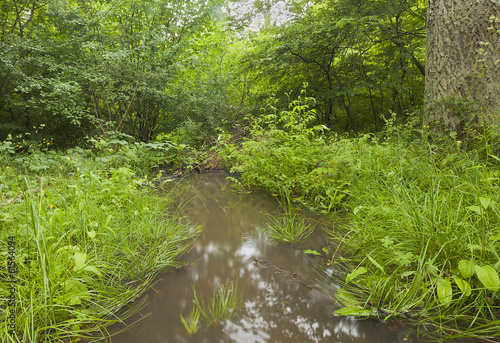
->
xmin=424 ymin=0 xmax=500 ymax=131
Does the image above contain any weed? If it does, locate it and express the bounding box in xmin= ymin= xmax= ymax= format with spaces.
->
xmin=191 ymin=280 xmax=240 ymax=328
xmin=263 ymin=192 xmax=313 ymax=244
xmin=180 ymin=306 xmax=200 ymax=336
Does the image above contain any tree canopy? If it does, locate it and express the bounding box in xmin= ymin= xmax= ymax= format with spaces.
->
xmin=0 ymin=0 xmax=431 ymax=147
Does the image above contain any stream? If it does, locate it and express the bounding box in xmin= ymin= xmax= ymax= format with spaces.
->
xmin=110 ymin=172 xmax=425 ymax=343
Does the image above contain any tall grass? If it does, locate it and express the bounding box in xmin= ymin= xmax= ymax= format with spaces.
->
xmin=327 ymin=131 xmax=500 ymax=339
xmin=0 ymin=145 xmax=198 ymax=342
xmin=192 ymin=280 xmax=240 ymax=327
xmin=263 ymin=192 xmax=313 ymax=244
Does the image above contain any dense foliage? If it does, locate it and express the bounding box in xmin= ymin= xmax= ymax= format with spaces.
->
xmin=0 ymin=139 xmax=198 ymax=341
xmin=1 ymin=0 xmax=500 ymax=341
xmin=222 ymin=95 xmax=500 ymax=338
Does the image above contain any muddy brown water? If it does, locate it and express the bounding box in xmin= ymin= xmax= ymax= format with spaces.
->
xmin=110 ymin=172 xmax=426 ymax=343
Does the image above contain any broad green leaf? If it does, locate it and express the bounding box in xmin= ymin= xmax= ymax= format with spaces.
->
xmin=454 ymin=277 xmax=472 ymax=297
xmin=334 ymin=306 xmax=371 ymax=316
xmin=466 ymin=205 xmax=482 ymax=215
xmin=303 ymin=249 xmax=321 ymax=256
xmin=380 ymin=236 xmax=394 ymax=248
xmin=74 ymin=252 xmax=87 ymax=270
xmin=87 ymin=230 xmax=96 ymax=239
xmin=82 ymin=265 xmax=102 ymax=276
xmin=489 ymin=234 xmax=500 ymax=241
xmin=401 ymin=271 xmax=416 ymax=278
xmin=346 ymin=267 xmax=367 ymax=284
xmin=458 ymin=260 xmax=475 ymax=278
xmin=479 ymin=197 xmax=491 ymax=210
xmin=367 ymin=255 xmax=385 ymax=274
xmin=474 ymin=265 xmax=500 ymax=292
xmin=436 ymin=277 xmax=453 ymax=306
xmin=58 ymin=279 xmax=90 ymax=306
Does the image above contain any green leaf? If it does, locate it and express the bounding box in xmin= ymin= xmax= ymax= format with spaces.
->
xmin=334 ymin=306 xmax=371 ymax=316
xmin=458 ymin=260 xmax=475 ymax=278
xmin=367 ymin=255 xmax=385 ymax=274
xmin=466 ymin=205 xmax=482 ymax=215
xmin=346 ymin=267 xmax=367 ymax=284
xmin=380 ymin=236 xmax=394 ymax=248
xmin=489 ymin=234 xmax=500 ymax=241
xmin=454 ymin=277 xmax=472 ymax=297
xmin=400 ymin=271 xmax=416 ymax=278
xmin=335 ymin=289 xmax=359 ymax=307
xmin=82 ymin=265 xmax=102 ymax=276
xmin=475 ymin=265 xmax=500 ymax=292
xmin=74 ymin=252 xmax=87 ymax=270
xmin=87 ymin=230 xmax=96 ymax=239
xmin=479 ymin=197 xmax=491 ymax=210
xmin=303 ymin=249 xmax=321 ymax=256
xmin=436 ymin=277 xmax=453 ymax=306
xmin=57 ymin=279 xmax=90 ymax=305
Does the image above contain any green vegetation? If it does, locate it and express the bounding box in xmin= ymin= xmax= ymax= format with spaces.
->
xmin=262 ymin=192 xmax=313 ymax=244
xmin=0 ymin=140 xmax=198 ymax=342
xmin=327 ymin=128 xmax=500 ymax=339
xmin=180 ymin=306 xmax=200 ymax=337
xmin=1 ymin=0 xmax=499 ymax=341
xmin=181 ymin=280 xmax=240 ymax=335
xmin=222 ymin=88 xmax=348 ymax=213
xmin=222 ymin=103 xmax=500 ymax=338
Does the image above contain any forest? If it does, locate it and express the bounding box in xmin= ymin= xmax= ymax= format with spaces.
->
xmin=1 ymin=0 xmax=500 ymax=341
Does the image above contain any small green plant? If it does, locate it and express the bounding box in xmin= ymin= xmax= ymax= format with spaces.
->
xmin=180 ymin=307 xmax=200 ymax=336
xmin=191 ymin=280 xmax=240 ymax=327
xmin=264 ymin=192 xmax=313 ymax=244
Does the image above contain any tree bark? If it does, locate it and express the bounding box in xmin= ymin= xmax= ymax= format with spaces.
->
xmin=424 ymin=0 xmax=500 ymax=131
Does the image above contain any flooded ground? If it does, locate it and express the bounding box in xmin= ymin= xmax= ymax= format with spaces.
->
xmin=110 ymin=172 xmax=425 ymax=343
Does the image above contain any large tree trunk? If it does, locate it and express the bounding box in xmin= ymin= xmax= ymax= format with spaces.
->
xmin=424 ymin=0 xmax=500 ymax=131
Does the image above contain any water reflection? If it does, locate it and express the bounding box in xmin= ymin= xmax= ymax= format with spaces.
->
xmin=110 ymin=172 xmax=423 ymax=343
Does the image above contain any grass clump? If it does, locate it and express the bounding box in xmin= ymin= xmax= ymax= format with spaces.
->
xmin=181 ymin=280 xmax=240 ymax=336
xmin=263 ymin=192 xmax=313 ymax=244
xmin=0 ymin=140 xmax=198 ymax=342
xmin=180 ymin=306 xmax=200 ymax=337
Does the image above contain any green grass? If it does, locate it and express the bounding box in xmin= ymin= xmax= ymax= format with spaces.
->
xmin=191 ymin=280 xmax=240 ymax=328
xmin=222 ymin=109 xmax=500 ymax=340
xmin=263 ymin=193 xmax=313 ymax=244
xmin=0 ymin=144 xmax=198 ymax=342
xmin=180 ymin=306 xmax=200 ymax=336
xmin=326 ymin=132 xmax=500 ymax=339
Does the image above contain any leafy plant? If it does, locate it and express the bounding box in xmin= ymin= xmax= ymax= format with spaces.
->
xmin=221 ymin=88 xmax=349 ymax=212
xmin=0 ymin=144 xmax=199 ymax=342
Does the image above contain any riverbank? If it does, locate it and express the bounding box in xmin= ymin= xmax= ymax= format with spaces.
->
xmin=219 ymin=105 xmax=500 ymax=341
xmin=0 ymin=143 xmax=198 ymax=342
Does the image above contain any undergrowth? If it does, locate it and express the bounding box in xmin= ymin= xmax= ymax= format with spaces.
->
xmin=328 ymin=130 xmax=500 ymax=340
xmin=0 ymin=138 xmax=198 ymax=342
xmin=220 ymin=90 xmax=500 ymax=340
